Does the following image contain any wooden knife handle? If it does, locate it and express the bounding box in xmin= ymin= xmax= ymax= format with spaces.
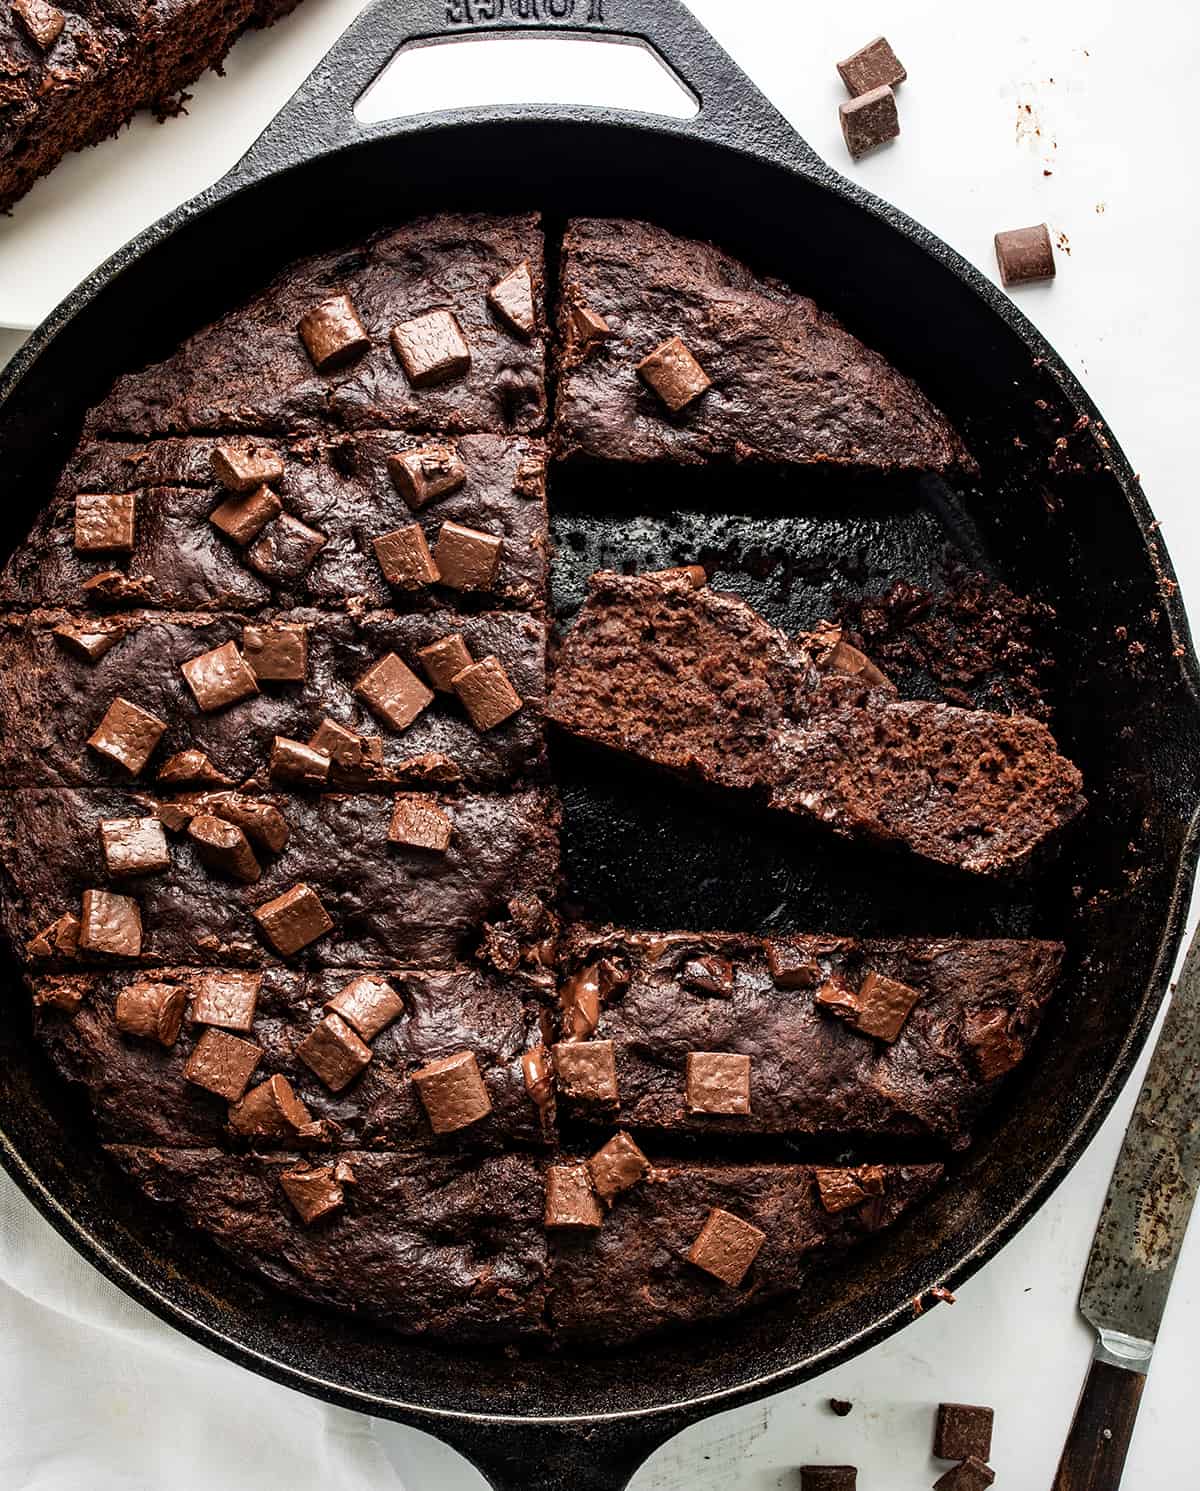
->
xmin=1051 ymin=1358 xmax=1146 ymax=1491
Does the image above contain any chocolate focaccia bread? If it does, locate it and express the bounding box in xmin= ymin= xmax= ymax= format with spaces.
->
xmin=106 ymin=1145 xmax=942 ymax=1344
xmin=552 ymin=928 xmax=1063 ymax=1148
xmin=0 ymin=0 xmax=302 ymax=214
xmin=0 ymin=214 xmax=1069 ymax=1347
xmin=546 ymin=569 xmax=1084 ymax=874
xmin=86 ymin=215 xmax=548 ymax=439
xmin=553 ymin=217 xmax=972 ymax=472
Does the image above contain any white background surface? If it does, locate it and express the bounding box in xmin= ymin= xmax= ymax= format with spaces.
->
xmin=2 ymin=0 xmax=1199 ymax=1486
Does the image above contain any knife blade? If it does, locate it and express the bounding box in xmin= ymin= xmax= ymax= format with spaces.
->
xmin=1052 ymin=921 xmax=1200 ymax=1490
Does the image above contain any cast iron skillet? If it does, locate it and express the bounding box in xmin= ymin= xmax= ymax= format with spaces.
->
xmin=1 ymin=2 xmax=1199 ymax=1486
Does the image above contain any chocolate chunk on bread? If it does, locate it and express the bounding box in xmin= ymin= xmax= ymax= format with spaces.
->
xmin=87 ymin=215 xmax=547 ymax=438
xmin=555 ymin=928 xmax=1062 ymax=1147
xmin=546 ymin=569 xmax=1083 ymax=873
xmin=554 ymin=218 xmax=972 ymax=472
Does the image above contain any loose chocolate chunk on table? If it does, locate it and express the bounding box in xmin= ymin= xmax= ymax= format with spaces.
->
xmin=184 ymin=1028 xmax=262 ymax=1101
xmin=211 ymin=442 xmax=285 ymax=493
xmin=552 ymin=1040 xmax=619 ymax=1105
xmin=837 ymin=35 xmax=905 ymax=95
xmin=296 ymin=1012 xmax=372 ymax=1092
xmin=995 ymin=223 xmax=1056 ymax=286
xmin=933 ymin=1460 xmax=994 ymax=1491
xmin=839 ymin=84 xmax=900 ymax=159
xmin=934 ymin=1403 xmax=994 ymax=1463
xmin=74 ymin=492 xmax=135 ymax=553
xmin=190 ymin=971 xmax=260 ymax=1032
xmin=636 ymin=335 xmax=711 ymax=413
xmin=544 ymin=1165 xmax=603 ymax=1229
xmin=99 ymin=817 xmax=170 ymax=877
xmin=298 ymin=294 xmax=371 ymax=371
xmin=87 ymin=696 xmax=167 ymax=776
xmin=413 ymin=1049 xmax=493 ymax=1133
xmin=79 ymin=889 xmax=142 ymax=958
xmin=800 ymin=1469 xmax=858 ymax=1491
xmin=115 ymin=980 xmax=187 ymax=1047
xmin=688 ymin=1207 xmax=766 ymax=1286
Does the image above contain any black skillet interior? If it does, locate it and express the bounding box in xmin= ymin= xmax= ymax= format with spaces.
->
xmin=1 ymin=1 xmax=1199 ymax=1485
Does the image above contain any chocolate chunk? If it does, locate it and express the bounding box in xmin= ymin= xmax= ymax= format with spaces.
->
xmin=965 ymin=1007 xmax=1025 ymax=1081
xmin=800 ymin=1470 xmax=858 ymax=1491
xmin=242 ymin=623 xmax=308 ymax=682
xmin=309 ymin=718 xmax=381 ymax=782
xmin=390 ymin=309 xmax=471 ymax=387
xmin=99 ymin=816 xmax=170 ymax=877
xmin=74 ymin=491 xmax=135 ymax=552
xmin=373 ymin=523 xmax=440 ymax=589
xmin=279 ymin=1163 xmax=347 ymax=1224
xmin=829 ymin=1400 xmax=854 ymax=1417
xmin=87 ymin=696 xmax=166 ymax=775
xmin=412 ymin=1049 xmax=492 ymax=1133
xmin=270 ymin=736 xmax=332 ymax=788
xmin=181 ymin=641 xmax=259 ymax=713
xmin=187 ymin=813 xmax=262 ymax=883
xmin=995 ymin=223 xmax=1056 ymax=286
xmin=815 ymin=1165 xmax=886 ymax=1214
xmin=452 ymin=654 xmax=522 ymax=731
xmin=32 ymin=977 xmax=85 ymax=1014
xmin=433 ymin=521 xmax=502 ymax=591
xmin=637 ymin=336 xmax=711 ymax=413
xmin=253 ymin=882 xmax=333 ymax=955
xmin=544 ymin=1164 xmax=603 ymax=1229
xmin=856 ymin=970 xmax=923 ymax=1042
xmin=388 ymin=794 xmax=454 ymax=851
xmin=682 ymin=955 xmax=734 ymax=997
xmin=79 ymin=889 xmax=142 ymax=957
xmin=53 ymin=620 xmax=123 ymax=663
xmin=764 ymin=939 xmax=823 ymax=989
xmin=387 ymin=444 xmax=467 ymax=510
xmin=393 ymin=751 xmax=460 ymax=787
xmin=552 ymin=1040 xmax=619 ymax=1104
xmin=202 ymin=795 xmax=289 ymax=854
xmin=837 ymin=36 xmax=905 ymax=96
xmin=229 ymin=1074 xmax=313 ymax=1138
xmin=559 ymin=959 xmax=626 ymax=1041
xmin=355 ymin=652 xmax=433 ymax=733
xmin=184 ymin=1027 xmax=262 ymax=1101
xmin=567 ymin=297 xmax=612 ymax=354
xmin=246 ymin=513 xmax=327 ymax=579
xmin=839 ymin=84 xmax=899 ymax=159
xmin=296 ymin=1011 xmax=372 ymax=1092
xmin=686 ymin=1051 xmax=751 ymax=1115
xmin=687 ymin=1207 xmax=765 ymax=1286
xmin=82 ymin=570 xmax=155 ymax=605
xmin=114 ymin=979 xmax=186 ymax=1047
xmin=934 ymin=1404 xmax=994 ymax=1463
xmin=522 ymin=1044 xmax=555 ymax=1117
xmin=325 ymin=974 xmax=403 ymax=1041
xmin=190 ymin=970 xmax=260 ymax=1031
xmin=209 ymin=484 xmax=283 ymax=546
xmin=210 ymin=442 xmax=284 ymax=493
xmin=12 ymin=0 xmax=64 ymax=47
xmin=647 ymin=564 xmax=708 ymax=589
xmin=418 ymin=632 xmax=473 ymax=693
xmin=298 ymin=294 xmax=370 ymax=370
xmin=26 ymin=911 xmax=80 ymax=960
xmin=488 ymin=260 xmax=537 ymax=338
xmin=932 ymin=1461 xmax=994 ymax=1491
xmin=587 ymin=1130 xmax=650 ymax=1202
xmin=156 ymin=749 xmax=232 ymax=786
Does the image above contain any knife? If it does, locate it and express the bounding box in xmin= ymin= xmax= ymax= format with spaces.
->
xmin=1052 ymin=922 xmax=1200 ymax=1490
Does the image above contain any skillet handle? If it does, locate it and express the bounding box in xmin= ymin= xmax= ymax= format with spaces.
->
xmin=422 ymin=1412 xmax=695 ymax=1491
xmin=222 ymin=0 xmax=822 ymax=186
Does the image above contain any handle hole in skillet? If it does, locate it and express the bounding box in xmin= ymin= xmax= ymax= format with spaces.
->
xmin=354 ymin=34 xmax=699 ymax=124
